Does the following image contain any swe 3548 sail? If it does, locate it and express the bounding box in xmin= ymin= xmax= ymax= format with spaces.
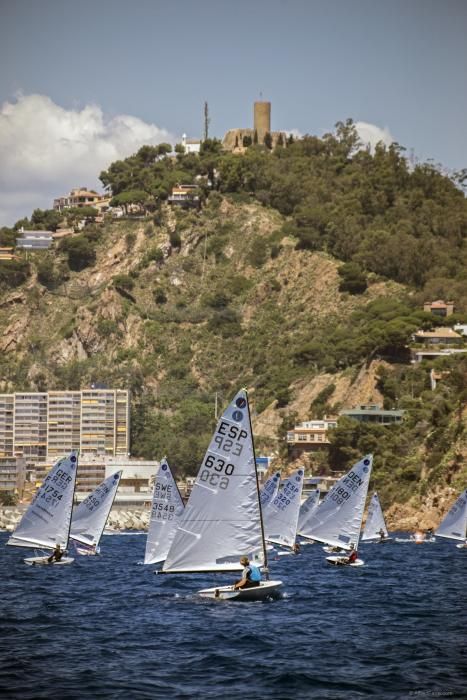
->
xmin=144 ymin=458 xmax=185 ymax=565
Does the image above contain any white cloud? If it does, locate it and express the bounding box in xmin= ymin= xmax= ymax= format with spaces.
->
xmin=0 ymin=93 xmax=176 ymax=225
xmin=354 ymin=121 xmax=393 ymax=152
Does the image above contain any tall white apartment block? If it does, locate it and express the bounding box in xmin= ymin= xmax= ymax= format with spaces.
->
xmin=0 ymin=389 xmax=130 ymax=460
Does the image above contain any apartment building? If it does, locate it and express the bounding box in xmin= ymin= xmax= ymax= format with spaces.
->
xmin=0 ymin=389 xmax=130 ymax=462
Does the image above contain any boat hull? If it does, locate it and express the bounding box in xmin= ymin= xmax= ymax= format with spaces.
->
xmin=326 ymin=555 xmax=364 ymax=567
xmin=24 ymin=556 xmax=74 ymax=566
xmin=197 ymin=580 xmax=283 ymax=601
xmin=323 ymin=546 xmax=346 ymax=554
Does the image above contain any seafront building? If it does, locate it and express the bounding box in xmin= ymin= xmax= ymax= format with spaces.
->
xmin=0 ymin=389 xmax=130 ymax=496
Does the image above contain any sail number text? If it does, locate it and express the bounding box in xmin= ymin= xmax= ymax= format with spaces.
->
xmin=331 ymin=471 xmax=363 ymax=505
xmin=198 ymin=422 xmax=249 ymax=490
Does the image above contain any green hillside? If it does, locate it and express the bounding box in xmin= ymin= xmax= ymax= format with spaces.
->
xmin=1 ymin=121 xmax=466 ymax=510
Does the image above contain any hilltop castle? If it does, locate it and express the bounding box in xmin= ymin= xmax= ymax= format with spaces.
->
xmin=222 ymin=101 xmax=287 ymax=151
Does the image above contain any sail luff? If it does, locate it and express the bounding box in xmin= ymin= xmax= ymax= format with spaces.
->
xmin=247 ymin=390 xmax=269 ymax=574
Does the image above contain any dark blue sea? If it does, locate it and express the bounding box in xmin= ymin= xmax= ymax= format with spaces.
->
xmin=0 ymin=532 xmax=465 ymax=700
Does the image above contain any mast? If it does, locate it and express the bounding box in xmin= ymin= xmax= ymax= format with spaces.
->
xmin=65 ymin=451 xmax=79 ymax=550
xmin=246 ymin=389 xmax=269 ymax=578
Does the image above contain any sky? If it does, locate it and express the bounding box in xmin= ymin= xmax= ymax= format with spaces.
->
xmin=1 ymin=0 xmax=466 ymax=225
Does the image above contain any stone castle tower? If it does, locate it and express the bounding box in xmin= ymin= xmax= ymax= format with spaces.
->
xmin=222 ymin=101 xmax=286 ymax=152
xmin=254 ymin=101 xmax=271 ymax=143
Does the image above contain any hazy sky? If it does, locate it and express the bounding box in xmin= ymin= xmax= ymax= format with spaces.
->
xmin=1 ymin=0 xmax=466 ymax=224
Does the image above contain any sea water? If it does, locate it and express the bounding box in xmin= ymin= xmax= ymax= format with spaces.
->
xmin=0 ymin=533 xmax=464 ymax=699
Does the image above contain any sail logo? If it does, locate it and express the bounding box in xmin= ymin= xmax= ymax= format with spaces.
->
xmin=235 ymin=397 xmax=247 ymax=409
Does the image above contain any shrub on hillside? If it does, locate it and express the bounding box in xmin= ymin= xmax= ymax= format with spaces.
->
xmin=59 ymin=235 xmax=96 ymax=271
xmin=0 ymin=259 xmax=30 ymax=289
xmin=338 ymin=262 xmax=368 ymax=294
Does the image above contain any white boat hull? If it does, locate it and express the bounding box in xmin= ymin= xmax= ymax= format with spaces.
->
xmin=197 ymin=580 xmax=283 ymax=601
xmin=362 ymin=537 xmax=394 ymax=544
xmin=456 ymin=543 xmax=467 ymax=549
xmin=24 ymin=556 xmax=74 ymax=566
xmin=326 ymin=555 xmax=364 ymax=567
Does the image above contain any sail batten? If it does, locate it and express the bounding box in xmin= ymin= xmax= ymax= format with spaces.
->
xmin=302 ymin=455 xmax=373 ymax=549
xmin=163 ymin=390 xmax=265 ymax=574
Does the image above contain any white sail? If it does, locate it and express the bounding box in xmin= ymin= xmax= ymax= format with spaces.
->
xmin=70 ymin=471 xmax=122 ymax=549
xmin=297 ymin=489 xmax=320 ymax=537
xmin=7 ymin=451 xmax=78 ymax=550
xmin=303 ymin=455 xmax=373 ymax=550
xmin=435 ymin=489 xmax=467 ymax=542
xmin=163 ymin=389 xmax=265 ymax=573
xmin=260 ymin=471 xmax=281 ymax=508
xmin=144 ymin=459 xmax=185 ymax=565
xmin=361 ymin=491 xmax=389 ymax=541
xmin=264 ymin=469 xmax=305 ymax=549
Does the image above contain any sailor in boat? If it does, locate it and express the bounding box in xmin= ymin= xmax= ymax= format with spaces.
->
xmin=233 ymin=556 xmax=261 ymax=590
xmin=336 ymin=543 xmax=358 ymax=566
xmin=378 ymin=528 xmax=386 ymax=542
xmin=47 ymin=544 xmax=64 ymax=564
xmin=292 ymin=543 xmax=301 ymax=554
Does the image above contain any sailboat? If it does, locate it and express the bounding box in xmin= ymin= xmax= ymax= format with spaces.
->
xmin=435 ymin=488 xmax=467 ymax=549
xmin=260 ymin=470 xmax=281 ymax=509
xmin=7 ymin=451 xmax=78 ymax=565
xmin=361 ymin=491 xmax=392 ymax=543
xmin=297 ymin=488 xmax=320 ymax=542
xmin=162 ymin=389 xmax=283 ymax=601
xmin=70 ymin=470 xmax=122 ymax=555
xmin=144 ymin=458 xmax=185 ymax=565
xmin=263 ymin=469 xmax=304 ymax=552
xmin=301 ymin=455 xmax=373 ymax=566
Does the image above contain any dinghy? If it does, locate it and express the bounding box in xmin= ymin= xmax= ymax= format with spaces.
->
xmin=263 ymin=469 xmax=304 ymax=552
xmin=299 ymin=455 xmax=373 ymax=567
xmin=7 ymin=451 xmax=78 ymax=565
xmin=144 ymin=458 xmax=185 ymax=565
xmin=70 ymin=471 xmax=122 ymax=555
xmin=361 ymin=491 xmax=392 ymax=543
xmin=162 ymin=389 xmax=282 ymax=601
xmin=435 ymin=488 xmax=467 ymax=549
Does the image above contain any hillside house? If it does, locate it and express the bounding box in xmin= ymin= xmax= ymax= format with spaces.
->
xmin=168 ymin=184 xmax=200 ymax=209
xmin=413 ymin=327 xmax=462 ymax=345
xmin=181 ymin=134 xmax=201 ymax=154
xmin=423 ymin=300 xmax=455 ymax=317
xmin=340 ymin=405 xmax=404 ymax=424
xmin=287 ymin=417 xmax=338 ymax=459
xmin=0 ymin=247 xmax=15 ymax=260
xmin=54 ymin=187 xmax=110 ymax=213
xmin=16 ymin=229 xmax=54 ymax=250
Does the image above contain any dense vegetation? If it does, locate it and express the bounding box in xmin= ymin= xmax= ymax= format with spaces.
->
xmin=0 ymin=121 xmax=466 ymax=504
